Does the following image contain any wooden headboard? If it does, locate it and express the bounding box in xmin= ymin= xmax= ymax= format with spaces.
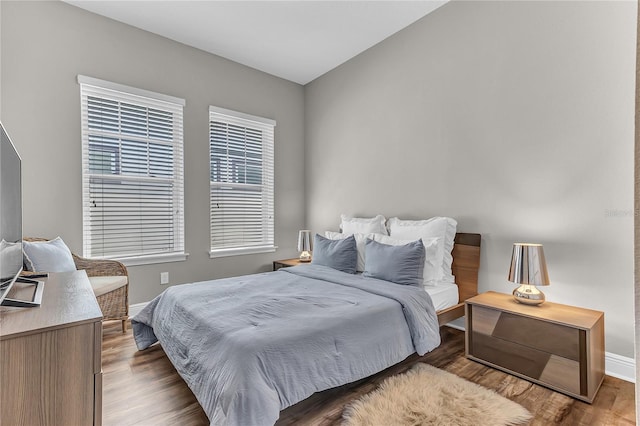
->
xmin=438 ymin=232 xmax=481 ymax=326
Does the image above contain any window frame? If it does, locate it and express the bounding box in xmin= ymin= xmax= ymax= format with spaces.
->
xmin=208 ymin=105 xmax=277 ymax=258
xmin=78 ymin=75 xmax=188 ymax=266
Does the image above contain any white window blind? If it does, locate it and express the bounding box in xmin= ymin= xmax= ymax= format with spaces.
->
xmin=209 ymin=106 xmax=276 ymax=257
xmin=79 ymin=76 xmax=186 ymax=264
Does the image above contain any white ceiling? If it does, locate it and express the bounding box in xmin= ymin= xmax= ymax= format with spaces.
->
xmin=64 ymin=1 xmax=447 ymax=85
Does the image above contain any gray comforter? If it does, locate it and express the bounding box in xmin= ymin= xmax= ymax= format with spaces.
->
xmin=132 ymin=264 xmax=441 ymax=426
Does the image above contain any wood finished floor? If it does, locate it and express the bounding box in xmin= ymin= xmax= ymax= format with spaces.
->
xmin=102 ymin=322 xmax=635 ymax=426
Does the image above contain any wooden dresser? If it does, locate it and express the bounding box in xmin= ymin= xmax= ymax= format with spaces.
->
xmin=0 ymin=271 xmax=103 ymax=425
xmin=465 ymin=291 xmax=605 ymax=403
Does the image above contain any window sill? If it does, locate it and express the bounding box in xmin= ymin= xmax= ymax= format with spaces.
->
xmin=116 ymin=252 xmax=189 ymax=267
xmin=209 ymin=246 xmax=277 ymax=259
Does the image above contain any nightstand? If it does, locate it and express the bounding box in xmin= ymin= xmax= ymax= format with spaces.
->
xmin=465 ymin=291 xmax=605 ymax=403
xmin=273 ymin=258 xmax=309 ymax=271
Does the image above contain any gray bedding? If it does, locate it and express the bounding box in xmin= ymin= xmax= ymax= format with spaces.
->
xmin=132 ymin=264 xmax=441 ymax=426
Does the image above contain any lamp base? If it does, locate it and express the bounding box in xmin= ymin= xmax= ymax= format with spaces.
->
xmin=299 ymin=251 xmax=312 ymax=263
xmin=513 ymin=284 xmax=545 ymax=305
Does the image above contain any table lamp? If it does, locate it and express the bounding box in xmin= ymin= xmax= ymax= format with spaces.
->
xmin=297 ymin=230 xmax=312 ymax=262
xmin=508 ymin=243 xmax=550 ymax=305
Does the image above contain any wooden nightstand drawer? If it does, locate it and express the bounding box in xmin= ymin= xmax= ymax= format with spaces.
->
xmin=469 ymin=331 xmax=582 ymax=395
xmin=471 ymin=305 xmax=580 ymax=360
xmin=465 ymin=291 xmax=604 ymax=403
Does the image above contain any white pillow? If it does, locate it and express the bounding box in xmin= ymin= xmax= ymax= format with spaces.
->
xmin=23 ymin=237 xmax=76 ymax=273
xmin=388 ymin=217 xmax=457 ymax=283
xmin=325 ymin=231 xmax=375 ymax=272
xmin=340 ymin=214 xmax=388 ymax=235
xmin=371 ymin=234 xmax=441 ymax=286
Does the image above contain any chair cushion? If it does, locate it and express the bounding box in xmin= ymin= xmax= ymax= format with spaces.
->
xmin=89 ymin=275 xmax=128 ymax=297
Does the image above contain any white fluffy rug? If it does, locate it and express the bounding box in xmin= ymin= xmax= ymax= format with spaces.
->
xmin=342 ymin=363 xmax=532 ymax=426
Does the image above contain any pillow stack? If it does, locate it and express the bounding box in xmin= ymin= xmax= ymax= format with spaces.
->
xmin=370 ymin=234 xmax=440 ymax=286
xmin=387 ymin=217 xmax=457 ymax=284
xmin=324 ymin=231 xmax=374 ymax=272
xmin=318 ymin=214 xmax=457 ymax=287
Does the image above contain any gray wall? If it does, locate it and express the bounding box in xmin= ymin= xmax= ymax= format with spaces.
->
xmin=305 ymin=1 xmax=636 ymax=358
xmin=0 ymin=1 xmax=305 ymax=304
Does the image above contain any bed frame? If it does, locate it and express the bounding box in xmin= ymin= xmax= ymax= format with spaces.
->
xmin=436 ymin=232 xmax=481 ymax=326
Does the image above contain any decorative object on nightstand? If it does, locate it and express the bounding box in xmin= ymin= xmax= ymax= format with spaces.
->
xmin=465 ymin=291 xmax=605 ymax=403
xmin=508 ymin=243 xmax=550 ymax=305
xmin=297 ymin=230 xmax=312 ymax=262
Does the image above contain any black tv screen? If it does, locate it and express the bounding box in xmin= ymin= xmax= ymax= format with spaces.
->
xmin=0 ymin=122 xmax=23 ymax=303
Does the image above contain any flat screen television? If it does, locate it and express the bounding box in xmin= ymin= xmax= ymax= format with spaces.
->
xmin=0 ymin=122 xmax=23 ymax=302
xmin=0 ymin=122 xmax=43 ymax=307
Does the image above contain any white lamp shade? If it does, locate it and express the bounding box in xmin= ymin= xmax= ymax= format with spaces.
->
xmin=508 ymin=243 xmax=550 ymax=286
xmin=297 ymin=230 xmax=312 ymax=252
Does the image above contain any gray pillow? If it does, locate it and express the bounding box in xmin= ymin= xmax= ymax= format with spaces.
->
xmin=363 ymin=238 xmax=425 ymax=286
xmin=312 ymin=234 xmax=357 ymax=274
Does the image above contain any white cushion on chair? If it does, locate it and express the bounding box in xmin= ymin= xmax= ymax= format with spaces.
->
xmin=22 ymin=237 xmax=76 ymax=272
xmin=89 ymin=276 xmax=128 ymax=297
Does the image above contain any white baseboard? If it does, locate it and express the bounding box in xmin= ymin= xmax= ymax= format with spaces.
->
xmin=605 ymin=352 xmax=636 ymax=383
xmin=129 ymin=302 xmax=148 ymax=318
xmin=444 ymin=322 xmax=636 ymax=383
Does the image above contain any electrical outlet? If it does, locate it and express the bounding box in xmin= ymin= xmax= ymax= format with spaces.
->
xmin=160 ymin=272 xmax=169 ymax=285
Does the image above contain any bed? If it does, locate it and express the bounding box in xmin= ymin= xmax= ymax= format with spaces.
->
xmin=132 ymin=232 xmax=480 ymax=426
xmin=437 ymin=232 xmax=481 ymax=325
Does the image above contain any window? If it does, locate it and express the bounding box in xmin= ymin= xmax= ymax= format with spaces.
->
xmin=209 ymin=106 xmax=276 ymax=257
xmin=78 ymin=76 xmax=186 ymax=265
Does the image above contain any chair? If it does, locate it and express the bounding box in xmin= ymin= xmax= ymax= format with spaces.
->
xmin=23 ymin=237 xmax=129 ymax=333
